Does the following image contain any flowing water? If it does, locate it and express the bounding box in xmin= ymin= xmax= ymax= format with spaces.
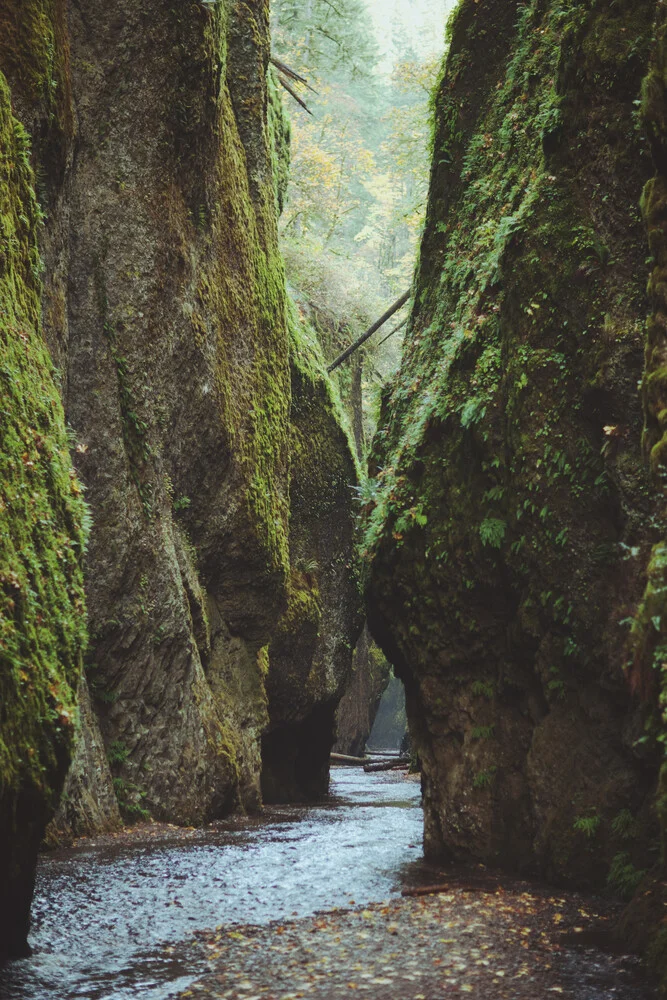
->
xmin=1 ymin=769 xmax=423 ymax=1000
xmin=0 ymin=768 xmax=657 ymax=1000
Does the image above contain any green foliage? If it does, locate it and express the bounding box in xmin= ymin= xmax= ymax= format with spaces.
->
xmin=573 ymin=814 xmax=601 ymax=839
xmin=107 ymin=740 xmax=130 ymax=766
xmin=273 ymin=0 xmax=378 ymax=79
xmin=473 ymin=766 xmax=497 ymax=789
xmin=479 ymin=518 xmax=506 ymax=549
xmin=112 ymin=777 xmax=150 ymax=822
xmin=470 ymin=725 xmax=495 ymax=740
xmin=471 ymin=680 xmax=495 ymax=700
xmin=606 ymin=852 xmax=646 ymax=900
xmin=611 ymin=809 xmax=640 ymax=841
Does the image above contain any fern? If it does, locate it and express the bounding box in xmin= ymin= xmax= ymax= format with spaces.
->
xmin=573 ymin=814 xmax=601 ymax=838
xmin=473 ymin=766 xmax=497 ymax=789
xmin=479 ymin=517 xmax=506 ymax=548
xmin=611 ymin=809 xmax=639 ymax=841
xmin=607 ymin=852 xmax=646 ymax=900
xmin=471 ymin=725 xmax=495 ymax=740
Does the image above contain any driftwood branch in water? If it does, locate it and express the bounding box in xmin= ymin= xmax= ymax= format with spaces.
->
xmin=330 ymin=752 xmax=369 ymax=765
xmin=401 ymin=884 xmax=452 ymax=898
xmin=277 ymin=75 xmax=313 ymax=115
xmin=363 ymin=756 xmax=410 ymax=773
xmin=327 ymin=290 xmax=411 ymax=373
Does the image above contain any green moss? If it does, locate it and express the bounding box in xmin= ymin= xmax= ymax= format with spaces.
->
xmin=274 ymin=568 xmax=321 ymax=642
xmin=364 ymin=0 xmax=654 ymax=882
xmin=0 ymin=71 xmax=87 ymax=807
xmin=0 ymin=0 xmax=73 ymax=142
xmin=186 ymin=25 xmax=292 ymax=579
xmin=268 ymin=69 xmax=291 ymax=216
xmin=365 ymin=0 xmax=652 ymax=694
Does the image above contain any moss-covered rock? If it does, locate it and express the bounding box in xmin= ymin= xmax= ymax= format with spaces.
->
xmin=0 ymin=69 xmax=86 ymax=958
xmin=49 ymin=0 xmax=293 ymax=823
xmin=618 ymin=8 xmax=667 ymax=989
xmin=366 ymin=0 xmax=658 ymax=887
xmin=262 ymin=314 xmax=363 ymax=802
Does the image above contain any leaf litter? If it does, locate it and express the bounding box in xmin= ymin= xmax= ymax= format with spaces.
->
xmin=176 ymin=881 xmax=656 ymax=999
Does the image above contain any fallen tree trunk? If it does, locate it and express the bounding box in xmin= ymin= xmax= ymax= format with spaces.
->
xmin=401 ymin=884 xmax=451 ymax=898
xmin=330 ymin=752 xmax=369 ymax=765
xmin=363 ymin=756 xmax=410 ymax=773
xmin=327 ymin=290 xmax=411 ymax=373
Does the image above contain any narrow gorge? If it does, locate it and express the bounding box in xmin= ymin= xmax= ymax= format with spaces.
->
xmin=3 ymin=0 xmax=667 ymax=995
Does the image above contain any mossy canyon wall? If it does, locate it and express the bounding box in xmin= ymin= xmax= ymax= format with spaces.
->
xmin=367 ymin=0 xmax=666 ymax=903
xmin=0 ymin=0 xmax=361 ymax=958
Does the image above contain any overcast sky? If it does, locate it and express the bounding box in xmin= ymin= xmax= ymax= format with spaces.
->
xmin=364 ymin=0 xmax=458 ymax=73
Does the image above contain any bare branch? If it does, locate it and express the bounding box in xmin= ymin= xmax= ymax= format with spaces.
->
xmin=277 ymin=75 xmax=313 ymax=115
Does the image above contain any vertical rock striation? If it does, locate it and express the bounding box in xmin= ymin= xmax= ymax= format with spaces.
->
xmin=262 ymin=319 xmax=363 ymax=802
xmin=366 ymin=0 xmax=658 ymax=887
xmin=0 ymin=0 xmax=363 ymax=955
xmin=334 ymin=627 xmax=390 ymax=758
xmin=58 ymin=0 xmax=292 ymax=822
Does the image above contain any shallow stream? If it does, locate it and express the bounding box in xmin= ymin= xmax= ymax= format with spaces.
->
xmin=0 ymin=768 xmax=657 ymax=1000
xmin=2 ymin=769 xmax=423 ymax=1000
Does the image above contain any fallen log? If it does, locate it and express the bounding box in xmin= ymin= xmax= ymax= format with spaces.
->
xmin=363 ymin=756 xmax=410 ymax=773
xmin=327 ymin=290 xmax=411 ymax=373
xmin=330 ymin=752 xmax=369 ymax=765
xmin=401 ymin=884 xmax=451 ymax=898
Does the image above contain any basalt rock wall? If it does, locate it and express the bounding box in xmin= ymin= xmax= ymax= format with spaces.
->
xmin=0 ymin=13 xmax=87 ymax=955
xmin=1 ymin=0 xmax=363 ymax=954
xmin=59 ymin=0 xmax=293 ymax=823
xmin=0 ymin=0 xmax=292 ymax=955
xmin=262 ymin=318 xmax=363 ymax=802
xmin=366 ymin=0 xmax=660 ymax=889
xmin=334 ymin=627 xmax=390 ymax=758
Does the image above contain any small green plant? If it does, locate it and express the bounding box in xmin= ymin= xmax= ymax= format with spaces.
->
xmin=112 ymin=777 xmax=150 ymax=821
xmin=471 ymin=724 xmax=495 ymax=740
xmin=107 ymin=740 xmax=130 ymax=766
xmin=546 ymin=666 xmax=565 ymax=700
xmin=89 ymin=679 xmax=119 ymax=705
xmin=296 ymin=557 xmax=319 ymax=575
xmin=479 ymin=517 xmax=506 ymax=549
xmin=471 ymin=679 xmax=495 ymax=699
xmin=573 ymin=813 xmax=601 ymax=838
xmin=173 ymin=495 xmax=192 ymax=512
xmin=611 ymin=809 xmax=640 ymax=841
xmin=607 ymin=852 xmax=646 ymax=900
xmin=460 ymin=397 xmax=486 ymax=428
xmin=473 ymin=766 xmax=497 ymax=789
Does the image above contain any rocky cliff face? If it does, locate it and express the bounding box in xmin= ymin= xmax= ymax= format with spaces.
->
xmin=0 ymin=47 xmax=86 ymax=956
xmin=59 ymin=0 xmax=292 ymax=823
xmin=262 ymin=318 xmax=363 ymax=802
xmin=618 ymin=8 xmax=667 ymax=986
xmin=334 ymin=627 xmax=390 ymax=758
xmin=366 ymin=0 xmax=659 ymax=889
xmin=1 ymin=0 xmax=363 ymax=956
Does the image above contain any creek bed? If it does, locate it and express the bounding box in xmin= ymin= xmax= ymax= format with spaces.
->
xmin=0 ymin=769 xmax=657 ymax=1000
xmin=1 ymin=769 xmax=423 ymax=1000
